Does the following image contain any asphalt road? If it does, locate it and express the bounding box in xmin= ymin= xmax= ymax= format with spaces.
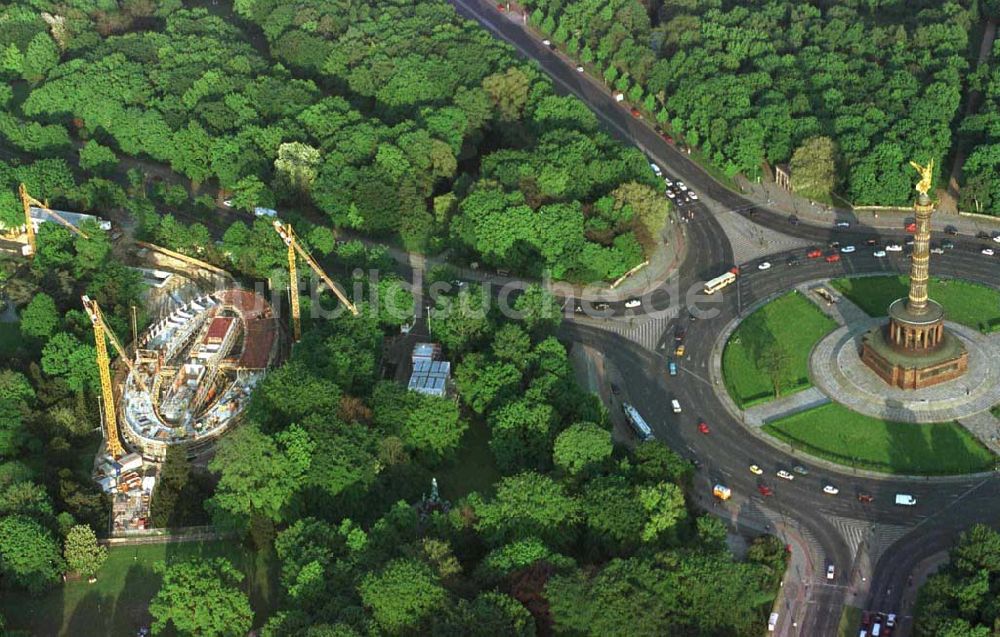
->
xmin=446 ymin=0 xmax=1000 ymax=634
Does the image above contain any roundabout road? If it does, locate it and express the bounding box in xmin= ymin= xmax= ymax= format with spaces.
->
xmin=561 ymin=244 xmax=1000 ymax=635
xmin=445 ymin=0 xmax=1000 ymax=633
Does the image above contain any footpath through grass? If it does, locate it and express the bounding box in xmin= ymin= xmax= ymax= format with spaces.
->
xmin=764 ymin=403 xmax=996 ymax=475
xmin=830 ymin=276 xmax=1000 ymax=333
xmin=723 ymin=291 xmax=837 ymax=408
xmin=0 ymin=539 xmax=277 ymax=637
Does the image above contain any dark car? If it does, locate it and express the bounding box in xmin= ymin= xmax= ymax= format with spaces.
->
xmin=786 ymin=255 xmax=800 ymax=266
xmin=858 ymin=493 xmax=874 ymax=503
xmin=866 ymin=237 xmax=879 ymax=246
xmin=788 ymin=215 xmax=799 ymax=225
xmin=942 ymin=239 xmax=955 ymax=249
xmin=945 ymin=225 xmax=959 ymax=235
xmin=610 ymin=383 xmax=621 ymax=395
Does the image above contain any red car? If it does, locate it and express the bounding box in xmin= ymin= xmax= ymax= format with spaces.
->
xmin=729 ymin=265 xmax=740 ymax=275
xmin=758 ymin=485 xmax=773 ymax=497
xmin=697 ymin=421 xmax=710 ymax=434
xmin=826 ymin=253 xmax=841 ymax=263
xmin=858 ymin=493 xmax=874 ymax=503
xmin=630 ymin=107 xmax=642 ymax=118
xmin=807 ymin=249 xmax=822 ymax=259
xmin=496 ymin=2 xmax=505 ymax=9
xmin=905 ymin=222 xmax=917 ymax=232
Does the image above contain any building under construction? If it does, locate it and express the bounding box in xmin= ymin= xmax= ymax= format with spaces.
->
xmin=121 ymin=288 xmax=279 ymax=460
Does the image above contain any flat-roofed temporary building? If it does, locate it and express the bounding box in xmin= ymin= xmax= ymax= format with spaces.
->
xmin=408 ymin=359 xmax=450 ymax=397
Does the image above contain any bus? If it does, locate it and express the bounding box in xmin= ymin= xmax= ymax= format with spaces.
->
xmin=622 ymin=402 xmax=654 ymax=442
xmin=703 ymin=271 xmax=737 ymax=295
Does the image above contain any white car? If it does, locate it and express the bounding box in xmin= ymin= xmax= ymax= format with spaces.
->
xmin=576 ymin=65 xmax=584 ymax=73
xmin=993 ymin=234 xmax=1000 ymax=243
xmin=222 ymin=199 xmax=233 ymax=208
xmin=749 ymin=464 xmax=763 ymax=475
xmin=650 ymin=162 xmax=662 ymax=176
xmin=840 ymin=245 xmax=855 ymax=253
xmin=823 ymin=485 xmax=839 ymax=495
xmin=666 ymin=191 xmax=676 ymax=199
xmin=677 ymin=182 xmax=688 ymax=191
xmin=542 ymin=39 xmax=551 ymax=46
xmin=836 ymin=220 xmax=851 ymax=228
xmin=664 ymin=178 xmax=674 ymax=187
xmin=757 ymin=261 xmax=772 ymax=271
xmin=885 ymin=243 xmax=903 ymax=252
xmin=688 ymin=192 xmax=699 ymax=201
xmin=930 ymin=246 xmax=945 ymax=254
xmin=826 ymin=564 xmax=835 ymax=580
xmin=873 ymin=250 xmax=887 ymax=258
xmin=886 ymin=614 xmax=896 ymax=628
xmin=776 ymin=470 xmax=794 ymax=481
xmin=983 ymin=248 xmax=996 ymax=256
xmin=624 ymin=298 xmax=642 ymax=308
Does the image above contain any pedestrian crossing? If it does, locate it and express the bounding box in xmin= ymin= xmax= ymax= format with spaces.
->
xmin=601 ymin=314 xmax=675 ymax=351
xmin=829 ymin=516 xmax=913 ymax=565
xmin=566 ymin=311 xmax=676 ymax=352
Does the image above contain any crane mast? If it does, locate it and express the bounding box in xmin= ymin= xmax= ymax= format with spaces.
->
xmin=18 ymin=182 xmax=90 ymax=257
xmin=272 ymin=220 xmax=359 ymax=342
xmin=82 ymin=295 xmax=124 ymax=459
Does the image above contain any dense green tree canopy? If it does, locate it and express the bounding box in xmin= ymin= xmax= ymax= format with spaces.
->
xmin=149 ymin=558 xmax=254 ymax=637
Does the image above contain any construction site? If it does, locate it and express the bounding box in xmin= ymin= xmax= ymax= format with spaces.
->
xmin=121 ymin=287 xmax=279 ymax=460
xmin=6 ymin=184 xmax=366 ymax=533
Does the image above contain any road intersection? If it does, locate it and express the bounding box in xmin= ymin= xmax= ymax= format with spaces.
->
xmin=444 ymin=0 xmax=1000 ymax=634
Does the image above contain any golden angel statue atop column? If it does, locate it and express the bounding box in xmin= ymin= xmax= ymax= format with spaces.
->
xmin=909 ymin=159 xmax=934 ymax=197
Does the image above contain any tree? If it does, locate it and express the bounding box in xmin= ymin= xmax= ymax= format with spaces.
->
xmin=430 ymin=287 xmax=494 ymax=355
xmin=512 ymin=284 xmax=562 ymax=337
xmin=358 ymin=558 xmax=448 ymax=634
xmin=40 ymin=332 xmax=99 ymax=393
xmin=150 ymin=558 xmax=253 ymax=637
xmin=431 ymin=592 xmax=535 ymax=637
xmin=482 ymin=67 xmax=531 ymax=121
xmin=150 ymin=445 xmax=192 ymax=528
xmin=760 ymin=343 xmax=793 ymax=398
xmin=553 ymin=422 xmax=613 ymax=476
xmin=637 ymin=482 xmax=687 ymax=543
xmin=21 ymin=32 xmax=58 ymax=83
xmin=473 ymin=471 xmax=580 ymax=547
xmin=78 ymin=141 xmax=117 ymax=175
xmin=489 ymin=399 xmax=555 ymax=473
xmin=274 ymin=142 xmax=321 ymax=196
xmin=491 ymin=324 xmax=532 ymax=368
xmin=0 ymin=514 xmax=64 ymax=594
xmin=63 ymin=524 xmax=107 ymax=579
xmin=609 ymin=182 xmax=669 ymax=249
xmin=19 ymin=293 xmax=59 ymax=340
xmin=789 ymin=136 xmax=838 ymax=200
xmin=454 ymin=354 xmax=522 ymax=415
xmin=631 ymin=441 xmax=693 ymax=485
xmin=207 ymin=423 xmax=312 ymax=532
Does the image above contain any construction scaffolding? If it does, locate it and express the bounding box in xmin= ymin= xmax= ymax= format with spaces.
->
xmin=120 ymin=288 xmax=279 ymax=460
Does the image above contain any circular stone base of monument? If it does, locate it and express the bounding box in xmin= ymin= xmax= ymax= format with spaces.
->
xmin=810 ymin=318 xmax=1000 ymax=423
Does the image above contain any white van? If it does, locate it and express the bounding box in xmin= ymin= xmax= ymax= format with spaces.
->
xmin=671 ymin=399 xmax=681 ymax=413
xmin=894 ymin=494 xmax=916 ymax=506
xmin=768 ymin=612 xmax=779 ymax=631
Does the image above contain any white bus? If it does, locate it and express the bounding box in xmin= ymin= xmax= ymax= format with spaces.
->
xmin=703 ymin=271 xmax=737 ymax=295
xmin=622 ymin=402 xmax=654 ymax=441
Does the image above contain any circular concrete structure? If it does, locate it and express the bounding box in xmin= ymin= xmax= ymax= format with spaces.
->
xmin=811 ymin=318 xmax=1000 ymax=423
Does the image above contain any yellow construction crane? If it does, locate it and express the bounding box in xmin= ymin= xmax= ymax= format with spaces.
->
xmin=272 ymin=219 xmax=359 ymax=341
xmin=82 ymin=295 xmax=151 ymax=459
xmin=18 ymin=182 xmax=89 ymax=257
